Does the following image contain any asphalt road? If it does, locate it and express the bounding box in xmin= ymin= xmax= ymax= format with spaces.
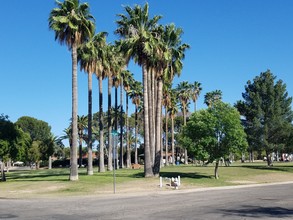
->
xmin=0 ymin=182 xmax=292 ymax=220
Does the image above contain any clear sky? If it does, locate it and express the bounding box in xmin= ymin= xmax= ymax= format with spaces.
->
xmin=1 ymin=0 xmax=293 ymax=140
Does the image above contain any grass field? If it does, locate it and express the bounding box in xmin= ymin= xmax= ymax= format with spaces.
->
xmin=1 ymin=161 xmax=293 ymax=198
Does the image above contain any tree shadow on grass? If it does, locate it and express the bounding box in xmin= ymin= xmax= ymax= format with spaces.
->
xmin=241 ymin=164 xmax=293 ymax=173
xmin=6 ymin=171 xmax=70 ymax=182
xmin=219 ymin=206 xmax=293 ymax=218
xmin=159 ymin=171 xmax=213 ymax=179
xmin=132 ymin=171 xmax=213 ymax=179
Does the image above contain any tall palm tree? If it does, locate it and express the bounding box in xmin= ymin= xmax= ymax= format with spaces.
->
xmin=49 ymin=0 xmax=95 ymax=181
xmin=113 ymin=71 xmax=125 ymax=168
xmin=176 ymin=81 xmax=192 ymax=164
xmin=121 ymin=70 xmax=134 ymax=168
xmin=168 ymin=89 xmax=178 ymax=165
xmin=116 ymin=3 xmax=162 ymax=177
xmin=94 ymin=34 xmax=107 ymax=173
xmin=78 ymin=32 xmax=107 ymax=175
xmin=104 ymin=44 xmax=125 ymax=171
xmin=162 ymin=83 xmax=172 ymax=166
xmin=152 ymin=24 xmax=190 ymax=174
xmin=77 ymin=115 xmax=87 ymax=167
xmin=191 ymin=81 xmax=202 ymax=112
xmin=129 ymin=80 xmax=143 ymax=164
xmin=204 ymin=90 xmax=222 ymax=107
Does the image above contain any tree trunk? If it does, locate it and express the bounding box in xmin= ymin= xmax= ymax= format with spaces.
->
xmin=1 ymin=161 xmax=6 ymax=182
xmin=115 ymin=87 xmax=119 ymax=170
xmin=78 ymin=139 xmax=82 ymax=167
xmin=153 ymin=79 xmax=163 ymax=176
xmin=152 ymin=71 xmax=156 ymax=164
xmin=143 ymin=64 xmax=153 ymax=177
xmin=183 ymin=106 xmax=188 ymax=165
xmin=87 ymin=72 xmax=93 ymax=175
xmin=165 ymin=107 xmax=169 ymax=166
xmin=266 ymin=151 xmax=273 ymax=166
xmin=148 ymin=71 xmax=155 ymax=165
xmin=119 ymin=79 xmax=124 ymax=168
xmin=99 ymin=75 xmax=105 ymax=172
xmin=70 ymin=42 xmax=78 ymax=181
xmin=49 ymin=156 xmax=52 ymax=170
xmin=126 ymin=93 xmax=130 ymax=168
xmin=107 ymin=75 xmax=113 ymax=171
xmin=171 ymin=115 xmax=175 ymax=165
xmin=214 ymin=160 xmax=219 ymax=179
xmin=134 ymin=106 xmax=138 ymax=164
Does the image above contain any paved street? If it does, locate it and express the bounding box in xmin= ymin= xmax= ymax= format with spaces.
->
xmin=0 ymin=182 xmax=292 ymax=220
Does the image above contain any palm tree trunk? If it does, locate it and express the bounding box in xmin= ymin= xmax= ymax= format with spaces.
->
xmin=87 ymin=72 xmax=93 ymax=175
xmin=99 ymin=75 xmax=105 ymax=172
xmin=115 ymin=87 xmax=119 ymax=170
xmin=183 ymin=106 xmax=188 ymax=165
xmin=143 ymin=64 xmax=153 ymax=177
xmin=107 ymin=76 xmax=113 ymax=171
xmin=134 ymin=106 xmax=138 ymax=164
xmin=153 ymin=79 xmax=163 ymax=176
xmin=152 ymin=71 xmax=156 ymax=163
xmin=70 ymin=42 xmax=79 ymax=181
xmin=171 ymin=115 xmax=175 ymax=165
xmin=126 ymin=93 xmax=130 ymax=168
xmin=165 ymin=107 xmax=169 ymax=166
xmin=79 ymin=139 xmax=82 ymax=167
xmin=148 ymin=71 xmax=154 ymax=165
xmin=119 ymin=79 xmax=124 ymax=168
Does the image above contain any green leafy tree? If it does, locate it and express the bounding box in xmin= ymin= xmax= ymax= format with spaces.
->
xmin=15 ymin=116 xmax=53 ymax=168
xmin=16 ymin=116 xmax=51 ymax=142
xmin=49 ymin=0 xmax=95 ymax=181
xmin=0 ymin=115 xmax=19 ymax=181
xmin=182 ymin=102 xmax=248 ymax=179
xmin=236 ymin=70 xmax=293 ymax=166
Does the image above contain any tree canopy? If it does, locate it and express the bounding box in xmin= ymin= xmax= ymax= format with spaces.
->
xmin=236 ymin=70 xmax=293 ymax=166
xmin=181 ymin=102 xmax=248 ymax=179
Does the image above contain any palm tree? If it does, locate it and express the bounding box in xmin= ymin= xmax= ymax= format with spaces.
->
xmin=191 ymin=81 xmax=202 ymax=112
xmin=61 ymin=126 xmax=72 ymax=148
xmin=113 ymin=71 xmax=124 ymax=168
xmin=162 ymin=83 xmax=172 ymax=166
xmin=176 ymin=81 xmax=192 ymax=164
xmin=78 ymin=32 xmax=107 ymax=175
xmin=121 ymin=70 xmax=134 ymax=168
xmin=77 ymin=115 xmax=87 ymax=167
xmin=116 ymin=3 xmax=162 ymax=177
xmin=168 ymin=89 xmax=178 ymax=165
xmin=204 ymin=90 xmax=222 ymax=107
xmin=49 ymin=0 xmax=95 ymax=181
xmin=152 ymin=24 xmax=190 ymax=174
xmin=93 ymin=34 xmax=108 ymax=173
xmin=104 ymin=44 xmax=124 ymax=171
xmin=129 ymin=80 xmax=143 ymax=164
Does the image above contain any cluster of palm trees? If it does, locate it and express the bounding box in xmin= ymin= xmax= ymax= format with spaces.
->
xmin=49 ymin=0 xmax=203 ymax=180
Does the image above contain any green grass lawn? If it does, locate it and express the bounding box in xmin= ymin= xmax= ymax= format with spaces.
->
xmin=1 ymin=162 xmax=293 ymax=198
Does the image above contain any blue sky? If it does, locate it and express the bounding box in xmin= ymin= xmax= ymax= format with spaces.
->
xmin=1 ymin=0 xmax=293 ymax=140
